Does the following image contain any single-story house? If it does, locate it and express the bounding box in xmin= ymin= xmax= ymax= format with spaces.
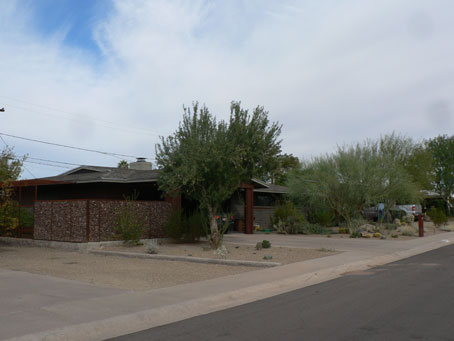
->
xmin=0 ymin=159 xmax=288 ymax=242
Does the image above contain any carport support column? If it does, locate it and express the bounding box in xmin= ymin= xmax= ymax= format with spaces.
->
xmin=244 ymin=185 xmax=254 ymax=234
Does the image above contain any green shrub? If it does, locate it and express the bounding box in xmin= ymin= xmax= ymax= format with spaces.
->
xmin=427 ymin=208 xmax=448 ymax=227
xmin=164 ymin=209 xmax=207 ymax=243
xmin=115 ymin=201 xmax=146 ymax=245
xmin=311 ymin=207 xmax=335 ymax=227
xmin=261 ymin=240 xmax=271 ymax=248
xmin=301 ymin=222 xmax=326 ymax=234
xmin=271 ymin=201 xmax=304 ymax=226
xmin=383 ymin=223 xmax=398 ymax=230
xmin=350 ymin=231 xmax=361 ymax=238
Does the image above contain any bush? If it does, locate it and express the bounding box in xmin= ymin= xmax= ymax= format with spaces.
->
xmin=383 ymin=223 xmax=398 ymax=230
xmin=261 ymin=240 xmax=271 ymax=248
xmin=301 ymin=222 xmax=326 ymax=234
xmin=427 ymin=208 xmax=448 ymax=227
xmin=271 ymin=201 xmax=304 ymax=226
xmin=310 ymin=207 xmax=335 ymax=227
xmin=164 ymin=209 xmax=207 ymax=243
xmin=402 ymin=214 xmax=415 ymax=225
xmin=115 ymin=201 xmax=146 ymax=245
xmin=147 ymin=240 xmax=159 ymax=254
xmin=350 ymin=231 xmax=361 ymax=238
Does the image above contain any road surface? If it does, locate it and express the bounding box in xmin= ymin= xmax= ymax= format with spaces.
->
xmin=109 ymin=244 xmax=454 ymax=340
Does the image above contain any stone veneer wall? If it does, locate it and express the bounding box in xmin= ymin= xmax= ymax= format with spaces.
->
xmin=34 ymin=200 xmax=172 ymax=242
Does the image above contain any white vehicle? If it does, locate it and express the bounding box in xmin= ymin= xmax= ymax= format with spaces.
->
xmin=395 ymin=204 xmax=422 ymax=217
xmin=362 ymin=204 xmax=422 ymax=221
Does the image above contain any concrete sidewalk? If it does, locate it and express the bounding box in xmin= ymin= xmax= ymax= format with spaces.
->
xmin=2 ymin=232 xmax=454 ymax=341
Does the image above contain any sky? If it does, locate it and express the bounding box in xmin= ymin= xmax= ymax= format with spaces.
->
xmin=0 ymin=0 xmax=453 ymax=179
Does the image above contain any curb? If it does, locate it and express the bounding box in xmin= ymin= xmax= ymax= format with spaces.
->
xmin=89 ymin=250 xmax=281 ymax=268
xmin=6 ymin=237 xmax=453 ymax=341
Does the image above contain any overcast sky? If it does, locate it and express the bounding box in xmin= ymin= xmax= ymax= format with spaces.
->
xmin=1 ymin=0 xmax=453 ymax=179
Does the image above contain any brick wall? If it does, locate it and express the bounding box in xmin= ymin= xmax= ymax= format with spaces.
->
xmin=34 ymin=199 xmax=172 ymax=242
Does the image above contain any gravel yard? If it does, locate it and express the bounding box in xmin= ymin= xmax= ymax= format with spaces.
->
xmin=103 ymin=241 xmax=337 ymax=265
xmin=0 ymin=242 xmax=336 ymax=291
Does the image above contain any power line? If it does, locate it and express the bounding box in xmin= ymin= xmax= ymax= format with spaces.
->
xmin=0 ymin=96 xmax=163 ymax=137
xmin=25 ymin=156 xmax=82 ymax=167
xmin=22 ymin=165 xmax=36 ymax=178
xmin=24 ymin=160 xmax=72 ymax=169
xmin=0 ymin=132 xmax=150 ymax=160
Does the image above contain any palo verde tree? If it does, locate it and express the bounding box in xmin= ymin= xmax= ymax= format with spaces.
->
xmin=427 ymin=135 xmax=454 ymax=214
xmin=156 ymin=101 xmax=282 ymax=248
xmin=288 ymin=134 xmax=423 ymax=229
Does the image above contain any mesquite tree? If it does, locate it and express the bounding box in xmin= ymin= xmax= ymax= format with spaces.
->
xmin=156 ymin=102 xmax=281 ymax=248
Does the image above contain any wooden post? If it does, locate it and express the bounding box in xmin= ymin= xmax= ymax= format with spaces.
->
xmin=18 ymin=186 xmax=22 ymax=238
xmin=418 ymin=214 xmax=424 ymax=237
xmin=244 ymin=185 xmax=254 ymax=234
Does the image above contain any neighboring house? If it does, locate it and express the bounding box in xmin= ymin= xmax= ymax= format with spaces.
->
xmin=0 ymin=159 xmax=288 ymax=241
xmin=228 ymin=179 xmax=288 ymax=230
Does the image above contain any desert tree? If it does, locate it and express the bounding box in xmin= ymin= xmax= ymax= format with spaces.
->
xmin=156 ymin=101 xmax=282 ymax=247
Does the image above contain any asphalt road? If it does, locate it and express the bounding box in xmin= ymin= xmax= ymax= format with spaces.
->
xmin=108 ymin=245 xmax=454 ymax=341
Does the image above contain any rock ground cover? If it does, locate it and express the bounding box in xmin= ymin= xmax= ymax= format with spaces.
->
xmin=0 ymin=243 xmax=337 ymax=291
xmin=103 ymin=241 xmax=338 ymax=265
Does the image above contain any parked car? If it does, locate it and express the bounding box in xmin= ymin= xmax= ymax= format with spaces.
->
xmin=362 ymin=204 xmax=422 ymax=221
xmin=395 ymin=204 xmax=422 ymax=217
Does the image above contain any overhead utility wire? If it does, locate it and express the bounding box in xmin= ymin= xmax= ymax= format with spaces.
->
xmin=24 ymin=160 xmax=72 ymax=169
xmin=0 ymin=135 xmax=37 ymax=178
xmin=1 ymin=96 xmax=162 ymax=137
xmin=0 ymin=132 xmax=149 ymax=160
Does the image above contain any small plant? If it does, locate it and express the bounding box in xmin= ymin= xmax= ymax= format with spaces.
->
xmin=318 ymin=247 xmax=336 ymax=252
xmin=402 ymin=214 xmax=415 ymax=225
xmin=350 ymin=231 xmax=361 ymax=238
xmin=164 ymin=209 xmax=207 ymax=243
xmin=115 ymin=192 xmax=146 ymax=245
xmin=383 ymin=223 xmax=398 ymax=230
xmin=427 ymin=208 xmax=448 ymax=227
xmin=338 ymin=228 xmax=349 ymax=234
xmin=261 ymin=240 xmax=271 ymax=249
xmin=373 ymin=232 xmax=382 ymax=238
xmin=147 ymin=240 xmax=160 ymax=254
xmin=399 ymin=225 xmax=417 ymax=237
xmin=271 ymin=201 xmax=305 ymax=234
xmin=255 ymin=242 xmax=263 ymax=250
xmin=213 ymin=245 xmax=228 ymax=258
xmin=263 ymin=254 xmax=273 ymax=260
xmin=301 ymin=222 xmax=326 ymax=235
xmin=391 ymin=233 xmax=398 ymax=238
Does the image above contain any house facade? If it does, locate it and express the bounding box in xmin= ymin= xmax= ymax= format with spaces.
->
xmin=1 ymin=161 xmax=288 ymax=242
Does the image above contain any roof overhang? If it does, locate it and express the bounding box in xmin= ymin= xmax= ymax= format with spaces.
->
xmin=0 ymin=179 xmax=73 ymax=187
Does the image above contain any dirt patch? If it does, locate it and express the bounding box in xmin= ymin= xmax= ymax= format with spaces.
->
xmin=103 ymin=241 xmax=338 ymax=265
xmin=0 ymin=243 xmax=337 ymax=291
xmin=0 ymin=246 xmax=253 ymax=291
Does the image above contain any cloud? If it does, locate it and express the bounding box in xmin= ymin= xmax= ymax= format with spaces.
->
xmin=1 ymin=0 xmax=453 ymax=178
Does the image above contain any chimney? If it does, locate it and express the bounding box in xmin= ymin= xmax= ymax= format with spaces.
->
xmin=129 ymin=157 xmax=153 ymax=170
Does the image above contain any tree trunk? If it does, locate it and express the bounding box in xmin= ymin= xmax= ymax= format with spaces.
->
xmin=208 ymin=206 xmax=221 ymax=249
